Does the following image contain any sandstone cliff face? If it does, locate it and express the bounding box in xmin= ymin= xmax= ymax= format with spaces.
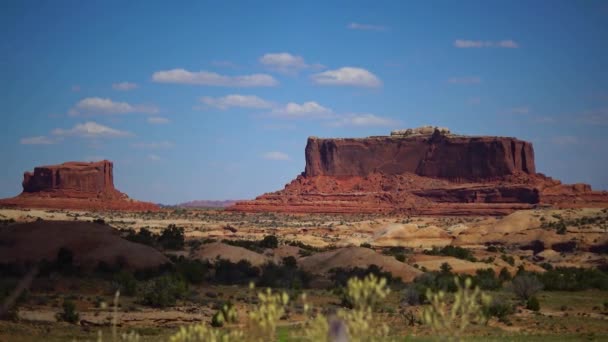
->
xmin=22 ymin=161 xmax=119 ymax=198
xmin=232 ymin=130 xmax=608 ymax=215
xmin=304 ymin=134 xmax=535 ymax=180
xmin=0 ymin=160 xmax=158 ymax=211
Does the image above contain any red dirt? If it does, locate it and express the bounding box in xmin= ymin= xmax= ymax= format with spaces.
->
xmin=0 ymin=160 xmax=159 ymax=211
xmin=230 ymin=130 xmax=608 ymax=215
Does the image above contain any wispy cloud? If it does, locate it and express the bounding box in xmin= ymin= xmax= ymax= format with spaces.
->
xmin=132 ymin=141 xmax=175 ymax=149
xmin=262 ymin=151 xmax=290 ymax=161
xmin=147 ymin=116 xmax=170 ymax=124
xmin=578 ymin=108 xmax=608 ymax=125
xmin=329 ymin=113 xmax=397 ymax=127
xmin=52 ymin=122 xmax=131 ymax=138
xmin=448 ymin=77 xmax=481 ymax=85
xmin=259 ymin=52 xmax=322 ymax=74
xmin=200 ymin=94 xmax=274 ymax=110
xmin=69 ymin=97 xmax=158 ymax=116
xmin=112 ymin=82 xmax=138 ymax=91
xmin=270 ymin=101 xmax=333 ymax=119
xmin=347 ymin=22 xmax=388 ymax=31
xmin=454 ymin=39 xmax=519 ymax=48
xmin=311 ymin=67 xmax=382 ymax=87
xmin=506 ymin=106 xmax=530 ymax=114
xmin=152 ymin=69 xmax=278 ymax=87
xmin=20 ymin=136 xmax=57 ymax=145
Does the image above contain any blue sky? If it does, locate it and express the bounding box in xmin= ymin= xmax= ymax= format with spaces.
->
xmin=1 ymin=1 xmax=607 ymax=204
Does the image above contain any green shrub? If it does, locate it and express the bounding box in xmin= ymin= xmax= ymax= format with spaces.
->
xmin=424 ymin=246 xmax=476 ymax=262
xmin=174 ymin=258 xmax=209 ymax=284
xmin=259 ymin=235 xmax=278 ymax=249
xmin=526 ymin=296 xmax=540 ymax=311
xmin=140 ymin=275 xmax=188 ymax=308
xmin=473 ymin=268 xmax=502 ymax=290
xmin=114 ymin=271 xmax=138 ymax=296
xmin=56 ymin=299 xmax=79 ymax=324
xmin=484 ymin=298 xmax=514 ymax=323
xmin=158 ymin=224 xmax=185 ymax=250
xmin=512 ymin=275 xmax=543 ymax=300
xmin=537 ymin=267 xmax=608 ymax=291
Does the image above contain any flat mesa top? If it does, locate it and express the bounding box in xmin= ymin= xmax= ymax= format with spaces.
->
xmin=37 ymin=160 xmax=112 ymax=169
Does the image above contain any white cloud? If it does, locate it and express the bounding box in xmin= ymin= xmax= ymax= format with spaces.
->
xmin=200 ymin=94 xmax=274 ymax=110
xmin=311 ymin=67 xmax=381 ymax=87
xmin=454 ymin=39 xmax=519 ymax=48
xmin=330 ymin=113 xmax=397 ymax=127
xmin=347 ymin=22 xmax=387 ymax=31
xmin=112 ymin=82 xmax=138 ymax=91
xmin=147 ymin=116 xmax=170 ymax=124
xmin=260 ymin=52 xmax=306 ymax=73
xmin=448 ymin=77 xmax=481 ymax=84
xmin=533 ymin=116 xmax=556 ymax=124
xmin=262 ymin=151 xmax=290 ymax=161
xmin=69 ymin=97 xmax=158 ymax=116
xmin=132 ymin=141 xmax=175 ymax=149
xmin=52 ymin=122 xmax=131 ymax=138
xmin=20 ymin=136 xmax=56 ymax=145
xmin=152 ymin=68 xmax=278 ymax=87
xmin=148 ymin=154 xmax=161 ymax=161
xmin=271 ymin=101 xmax=333 ymax=118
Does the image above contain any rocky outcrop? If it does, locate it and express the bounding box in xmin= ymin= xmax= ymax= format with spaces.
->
xmin=304 ymin=133 xmax=535 ymax=180
xmin=0 ymin=160 xmax=158 ymax=211
xmin=231 ymin=128 xmax=608 ymax=215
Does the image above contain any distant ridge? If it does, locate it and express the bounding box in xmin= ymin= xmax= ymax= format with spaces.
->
xmin=177 ymin=200 xmax=241 ymax=208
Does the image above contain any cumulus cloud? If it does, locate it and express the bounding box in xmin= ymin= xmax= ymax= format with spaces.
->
xmin=152 ymin=68 xmax=278 ymax=87
xmin=69 ymin=97 xmax=158 ymax=116
xmin=311 ymin=67 xmax=381 ymax=87
xmin=112 ymin=82 xmax=138 ymax=91
xmin=200 ymin=94 xmax=274 ymax=110
xmin=20 ymin=136 xmax=56 ymax=145
xmin=330 ymin=113 xmax=397 ymax=127
xmin=147 ymin=116 xmax=170 ymax=124
xmin=259 ymin=52 xmax=307 ymax=74
xmin=262 ymin=151 xmax=290 ymax=161
xmin=454 ymin=39 xmax=519 ymax=48
xmin=347 ymin=22 xmax=387 ymax=31
xmin=448 ymin=77 xmax=481 ymax=85
xmin=52 ymin=122 xmax=131 ymax=138
xmin=270 ymin=101 xmax=333 ymax=118
xmin=132 ymin=141 xmax=175 ymax=149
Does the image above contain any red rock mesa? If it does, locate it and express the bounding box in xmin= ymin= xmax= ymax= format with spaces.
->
xmin=0 ymin=160 xmax=159 ymax=211
xmin=231 ymin=127 xmax=608 ymax=215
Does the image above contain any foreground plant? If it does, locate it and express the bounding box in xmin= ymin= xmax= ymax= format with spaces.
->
xmin=421 ymin=277 xmax=492 ymax=341
xmin=301 ymin=274 xmax=391 ymax=342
